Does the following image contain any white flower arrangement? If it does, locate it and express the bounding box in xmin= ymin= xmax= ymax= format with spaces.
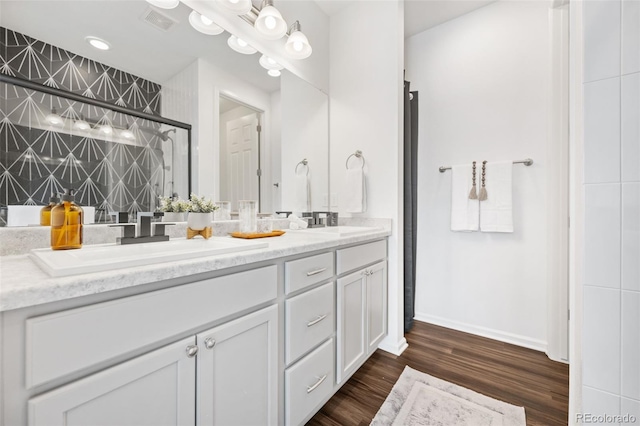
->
xmin=187 ymin=193 xmax=218 ymax=213
xmin=158 ymin=196 xmax=190 ymax=213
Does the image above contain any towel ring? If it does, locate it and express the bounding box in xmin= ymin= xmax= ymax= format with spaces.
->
xmin=345 ymin=150 xmax=365 ymax=170
xmin=295 ymin=159 xmax=309 ymax=176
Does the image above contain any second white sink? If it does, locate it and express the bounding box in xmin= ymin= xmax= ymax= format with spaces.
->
xmin=31 ymin=237 xmax=268 ymax=277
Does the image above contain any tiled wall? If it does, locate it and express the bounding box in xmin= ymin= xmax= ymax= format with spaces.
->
xmin=0 ymin=27 xmax=165 ymax=224
xmin=583 ymin=0 xmax=640 ymax=421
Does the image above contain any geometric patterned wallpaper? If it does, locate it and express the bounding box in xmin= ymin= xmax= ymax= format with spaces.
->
xmin=0 ymin=27 xmax=166 ymax=225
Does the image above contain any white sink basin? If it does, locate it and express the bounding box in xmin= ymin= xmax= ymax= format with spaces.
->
xmin=30 ymin=238 xmax=268 ymax=277
xmin=297 ymin=226 xmax=382 ymax=237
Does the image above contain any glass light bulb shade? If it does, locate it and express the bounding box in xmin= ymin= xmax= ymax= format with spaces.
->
xmin=145 ymin=0 xmax=179 ymax=9
xmin=120 ymin=129 xmax=136 ymax=140
xmin=255 ymin=5 xmax=287 ymax=40
xmin=259 ymin=54 xmax=283 ymax=71
xmin=189 ymin=11 xmax=224 ymax=35
xmin=267 ymin=69 xmax=281 ymax=77
xmin=227 ymin=35 xmax=257 ymax=54
xmin=45 ymin=112 xmax=64 ymax=126
xmin=99 ymin=125 xmax=113 ymax=135
xmin=216 ymin=0 xmax=252 ymax=14
xmin=285 ymin=30 xmax=312 ymax=59
xmin=73 ymin=119 xmax=90 ymax=131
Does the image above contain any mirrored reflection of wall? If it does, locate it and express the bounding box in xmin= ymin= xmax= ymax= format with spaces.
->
xmin=280 ymin=71 xmax=329 ymax=213
xmin=0 ymin=27 xmax=190 ymax=225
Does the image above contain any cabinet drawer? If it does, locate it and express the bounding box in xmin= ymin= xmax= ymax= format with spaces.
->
xmin=285 ymin=282 xmax=334 ymax=365
xmin=285 ymin=252 xmax=334 ymax=294
xmin=26 ymin=266 xmax=277 ymax=388
xmin=285 ymin=338 xmax=334 ymax=426
xmin=336 ymin=240 xmax=386 ymax=275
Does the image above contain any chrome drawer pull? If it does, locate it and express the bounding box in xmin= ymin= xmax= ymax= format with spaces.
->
xmin=307 ymin=314 xmax=327 ymax=327
xmin=306 ymin=374 xmax=327 ymax=393
xmin=306 ymin=268 xmax=327 ymax=277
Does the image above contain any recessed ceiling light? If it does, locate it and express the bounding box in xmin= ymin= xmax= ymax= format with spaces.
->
xmin=85 ymin=36 xmax=111 ymax=51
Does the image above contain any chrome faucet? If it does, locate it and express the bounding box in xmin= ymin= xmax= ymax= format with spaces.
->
xmin=109 ymin=212 xmax=173 ymax=245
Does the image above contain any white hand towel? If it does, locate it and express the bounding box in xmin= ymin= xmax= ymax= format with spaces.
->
xmin=480 ymin=161 xmax=513 ymax=233
xmin=294 ymin=174 xmax=311 ymax=212
xmin=345 ymin=168 xmax=366 ymax=213
xmin=450 ymin=164 xmax=479 ymax=231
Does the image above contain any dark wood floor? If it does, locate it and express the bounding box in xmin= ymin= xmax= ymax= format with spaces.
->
xmin=308 ymin=321 xmax=569 ymax=426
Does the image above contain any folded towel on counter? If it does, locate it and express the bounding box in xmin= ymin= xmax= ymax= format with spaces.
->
xmin=480 ymin=161 xmax=513 ymax=233
xmin=294 ymin=173 xmax=311 ymax=212
xmin=345 ymin=168 xmax=366 ymax=213
xmin=450 ymin=164 xmax=479 ymax=231
xmin=287 ymin=213 xmax=308 ymax=229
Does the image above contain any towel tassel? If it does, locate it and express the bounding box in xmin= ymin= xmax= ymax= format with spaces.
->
xmin=468 ymin=161 xmax=478 ymax=200
xmin=478 ymin=161 xmax=488 ymax=201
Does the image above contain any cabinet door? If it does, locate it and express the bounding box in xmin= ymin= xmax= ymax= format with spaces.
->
xmin=367 ymin=261 xmax=388 ymax=353
xmin=336 ymin=270 xmax=367 ymax=384
xmin=28 ymin=337 xmax=196 ymax=426
xmin=197 ymin=305 xmax=278 ymax=426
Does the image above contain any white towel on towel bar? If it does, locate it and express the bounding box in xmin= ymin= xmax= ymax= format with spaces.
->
xmin=450 ymin=164 xmax=479 ymax=231
xmin=480 ymin=161 xmax=514 ymax=233
xmin=294 ymin=173 xmax=311 ymax=212
xmin=345 ymin=168 xmax=366 ymax=213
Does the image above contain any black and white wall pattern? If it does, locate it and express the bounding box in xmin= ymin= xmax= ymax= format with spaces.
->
xmin=0 ymin=27 xmax=167 ymax=225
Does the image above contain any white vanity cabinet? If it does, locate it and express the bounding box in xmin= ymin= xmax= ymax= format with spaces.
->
xmin=197 ymin=305 xmax=278 ymax=426
xmin=336 ymin=241 xmax=388 ymax=384
xmin=28 ymin=337 xmax=197 ymax=426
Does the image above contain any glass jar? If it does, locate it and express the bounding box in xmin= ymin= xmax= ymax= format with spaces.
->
xmin=238 ymin=200 xmax=257 ymax=234
xmin=257 ymin=217 xmax=273 ymax=234
xmin=214 ymin=201 xmax=231 ymax=221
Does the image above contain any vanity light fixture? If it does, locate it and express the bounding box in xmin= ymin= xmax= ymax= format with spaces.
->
xmin=254 ymin=0 xmax=287 ymax=40
xmin=285 ymin=21 xmax=312 ymax=59
xmin=227 ymin=35 xmax=257 ymax=54
xmin=45 ymin=108 xmax=64 ymax=126
xmin=145 ymin=0 xmax=179 ymax=9
xmin=99 ymin=124 xmax=113 ymax=135
xmin=216 ymin=0 xmax=253 ymax=15
xmin=258 ymin=54 xmax=283 ymax=71
xmin=73 ymin=115 xmax=91 ymax=131
xmin=120 ymin=128 xmax=136 ymax=140
xmin=188 ymin=11 xmax=224 ymax=35
xmin=85 ymin=36 xmax=111 ymax=51
xmin=267 ymin=69 xmax=281 ymax=77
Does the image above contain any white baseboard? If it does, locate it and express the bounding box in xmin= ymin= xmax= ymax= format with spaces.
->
xmin=378 ymin=336 xmax=409 ymax=356
xmin=414 ymin=313 xmax=548 ymax=353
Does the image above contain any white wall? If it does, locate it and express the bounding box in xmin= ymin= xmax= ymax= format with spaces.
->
xmin=270 ymin=91 xmax=282 ymax=212
xmin=406 ymin=1 xmax=558 ymax=352
xmin=329 ymin=0 xmax=406 ymax=355
xmin=581 ymin=0 xmax=640 ymax=417
xmin=281 ymin=71 xmax=329 ymax=212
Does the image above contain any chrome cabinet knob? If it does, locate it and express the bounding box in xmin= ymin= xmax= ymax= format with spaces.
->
xmin=204 ymin=338 xmax=216 ymax=349
xmin=186 ymin=345 xmax=199 ymax=358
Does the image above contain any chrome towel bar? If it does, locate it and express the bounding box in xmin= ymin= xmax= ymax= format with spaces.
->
xmin=439 ymin=158 xmax=533 ymax=173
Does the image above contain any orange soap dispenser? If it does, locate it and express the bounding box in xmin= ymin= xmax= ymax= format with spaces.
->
xmin=50 ymin=189 xmax=83 ymax=250
xmin=40 ymin=194 xmax=60 ymax=226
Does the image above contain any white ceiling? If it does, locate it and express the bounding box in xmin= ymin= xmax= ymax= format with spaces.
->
xmin=0 ymin=0 xmax=495 ymax=93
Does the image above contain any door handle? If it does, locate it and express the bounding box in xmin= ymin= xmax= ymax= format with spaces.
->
xmin=307 ymin=314 xmax=327 ymax=327
xmin=307 ymin=374 xmax=328 ymax=393
xmin=186 ymin=345 xmax=198 ymax=358
xmin=306 ymin=268 xmax=327 ymax=277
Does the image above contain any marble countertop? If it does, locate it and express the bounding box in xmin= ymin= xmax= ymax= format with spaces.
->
xmin=0 ymin=225 xmax=390 ymax=312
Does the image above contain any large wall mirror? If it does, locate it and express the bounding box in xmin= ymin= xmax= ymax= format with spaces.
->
xmin=0 ymin=0 xmax=329 ymax=225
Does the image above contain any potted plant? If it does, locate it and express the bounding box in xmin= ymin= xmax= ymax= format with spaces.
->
xmin=158 ymin=196 xmax=190 ymax=222
xmin=186 ymin=193 xmax=218 ymax=230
